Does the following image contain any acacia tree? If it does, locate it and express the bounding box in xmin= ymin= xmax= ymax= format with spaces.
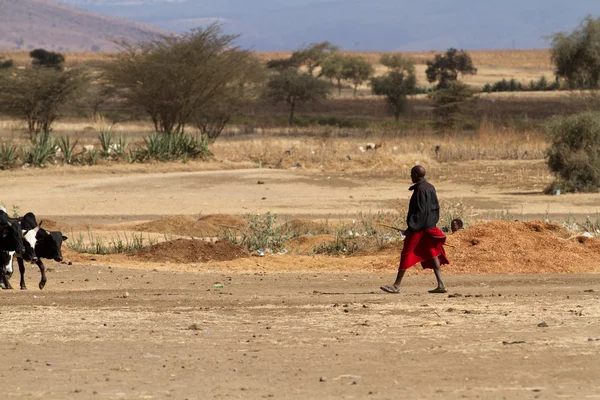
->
xmin=426 ymin=48 xmax=477 ymax=89
xmin=104 ymin=25 xmax=260 ymax=135
xmin=0 ymin=67 xmax=87 ymax=139
xmin=290 ymin=41 xmax=339 ymax=77
xmin=264 ymin=69 xmax=330 ymax=126
xmin=343 ymin=56 xmax=374 ymax=96
xmin=550 ymin=16 xmax=600 ymax=89
xmin=193 ymin=58 xmax=264 ymax=143
xmin=321 ymin=53 xmax=347 ymax=95
xmin=370 ymin=54 xmax=417 ymax=121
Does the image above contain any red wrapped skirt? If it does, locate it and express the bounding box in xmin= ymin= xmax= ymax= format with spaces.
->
xmin=399 ymin=227 xmax=450 ymax=270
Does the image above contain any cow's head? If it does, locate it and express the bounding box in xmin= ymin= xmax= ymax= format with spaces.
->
xmin=36 ymin=229 xmax=67 ymax=262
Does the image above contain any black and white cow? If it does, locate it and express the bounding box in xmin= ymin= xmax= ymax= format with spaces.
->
xmin=18 ymin=227 xmax=68 ymax=290
xmin=0 ymin=209 xmax=28 ymax=290
xmin=1 ymin=211 xmax=67 ymax=290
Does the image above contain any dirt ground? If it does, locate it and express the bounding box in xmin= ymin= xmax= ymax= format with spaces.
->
xmin=1 ymin=159 xmax=600 ymax=399
xmin=1 ymin=267 xmax=599 ymax=399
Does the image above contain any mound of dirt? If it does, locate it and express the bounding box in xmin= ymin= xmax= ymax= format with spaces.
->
xmin=198 ymin=214 xmax=246 ymax=229
xmin=282 ymin=219 xmax=330 ymax=235
xmin=129 ymin=239 xmax=249 ymax=263
xmin=134 ymin=214 xmax=246 ymax=237
xmin=445 ymin=220 xmax=600 ymax=274
xmin=285 ymin=234 xmax=336 ymax=253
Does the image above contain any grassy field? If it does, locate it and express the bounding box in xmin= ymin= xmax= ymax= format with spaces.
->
xmin=1 ymin=48 xmax=554 ymax=90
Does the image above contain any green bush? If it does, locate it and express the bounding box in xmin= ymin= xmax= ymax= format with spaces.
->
xmin=56 ymin=135 xmax=80 ymax=164
xmin=135 ymin=132 xmax=212 ymax=162
xmin=0 ymin=142 xmax=20 ymax=169
xmin=545 ymin=112 xmax=600 ymax=193
xmin=23 ymin=134 xmax=56 ymax=167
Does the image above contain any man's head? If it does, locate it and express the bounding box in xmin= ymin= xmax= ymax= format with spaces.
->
xmin=451 ymin=218 xmax=464 ymax=233
xmin=410 ymin=165 xmax=426 ymax=184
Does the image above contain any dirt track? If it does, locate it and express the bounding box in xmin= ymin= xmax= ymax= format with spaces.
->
xmin=1 ymin=160 xmax=600 ymax=399
xmin=1 ymin=265 xmax=599 ymax=399
xmin=2 ymin=160 xmax=599 ymax=223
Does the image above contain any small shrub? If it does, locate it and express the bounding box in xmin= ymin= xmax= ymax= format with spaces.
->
xmin=0 ymin=142 xmax=20 ymax=169
xmin=67 ymin=231 xmax=157 ymax=254
xmin=85 ymin=148 xmax=100 ymax=165
xmin=56 ymin=135 xmax=80 ymax=164
xmin=225 ymin=211 xmax=289 ymax=252
xmin=23 ymin=134 xmax=56 ymax=167
xmin=545 ymin=112 xmax=600 ymax=193
xmin=135 ymin=132 xmax=212 ymax=162
xmin=98 ymin=127 xmax=114 ymax=158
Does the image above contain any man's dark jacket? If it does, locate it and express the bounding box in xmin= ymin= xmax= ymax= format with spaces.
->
xmin=406 ymin=180 xmax=440 ymax=232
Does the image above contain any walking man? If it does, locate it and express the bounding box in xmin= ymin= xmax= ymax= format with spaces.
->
xmin=380 ymin=165 xmax=449 ymax=294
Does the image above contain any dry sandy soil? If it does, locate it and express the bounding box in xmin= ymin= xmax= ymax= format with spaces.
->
xmin=1 ymin=160 xmax=600 ymax=399
xmin=1 ymin=269 xmax=599 ymax=399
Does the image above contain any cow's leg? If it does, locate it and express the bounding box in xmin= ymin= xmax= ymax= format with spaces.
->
xmin=17 ymin=257 xmax=27 ymax=290
xmin=36 ymin=260 xmax=47 ymax=290
xmin=0 ymin=264 xmax=12 ymax=290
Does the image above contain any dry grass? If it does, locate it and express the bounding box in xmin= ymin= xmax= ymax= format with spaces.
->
xmin=255 ymin=49 xmax=553 ymax=68
xmin=211 ymin=124 xmax=546 ymax=168
xmin=0 ymin=50 xmax=114 ymax=67
xmin=0 ymin=116 xmax=547 ymax=167
xmin=2 ymin=49 xmax=553 ymax=87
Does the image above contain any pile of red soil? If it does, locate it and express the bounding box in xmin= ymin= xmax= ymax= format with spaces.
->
xmin=285 ymin=234 xmax=336 ymax=253
xmin=129 ymin=239 xmax=249 ymax=263
xmin=445 ymin=221 xmax=600 ymax=274
xmin=134 ymin=214 xmax=246 ymax=237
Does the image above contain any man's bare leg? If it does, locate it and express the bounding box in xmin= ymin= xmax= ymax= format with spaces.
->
xmin=381 ymin=269 xmax=406 ymax=293
xmin=428 ymin=256 xmax=447 ymax=293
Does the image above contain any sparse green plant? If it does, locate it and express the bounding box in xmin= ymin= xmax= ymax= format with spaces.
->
xmin=85 ymin=148 xmax=100 ymax=166
xmin=439 ymin=200 xmax=476 ymax=231
xmin=56 ymin=135 xmax=80 ymax=164
xmin=67 ymin=231 xmax=158 ymax=254
xmin=98 ymin=127 xmax=114 ymax=157
xmin=227 ymin=211 xmax=289 ymax=252
xmin=0 ymin=142 xmax=20 ymax=170
xmin=135 ymin=132 xmax=212 ymax=162
xmin=23 ymin=133 xmax=56 ymax=167
xmin=10 ymin=204 xmax=20 ymax=218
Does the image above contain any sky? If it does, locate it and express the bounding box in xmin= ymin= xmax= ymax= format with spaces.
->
xmin=55 ymin=0 xmax=600 ymax=51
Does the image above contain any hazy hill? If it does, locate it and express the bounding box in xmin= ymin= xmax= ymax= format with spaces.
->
xmin=55 ymin=0 xmax=600 ymax=51
xmin=0 ymin=0 xmax=168 ymax=52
